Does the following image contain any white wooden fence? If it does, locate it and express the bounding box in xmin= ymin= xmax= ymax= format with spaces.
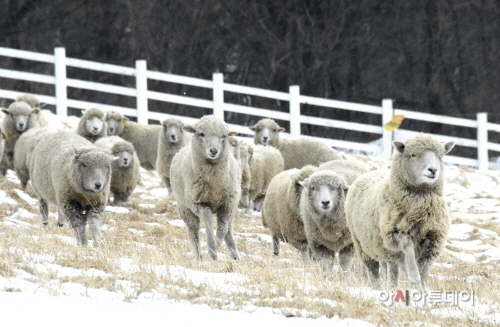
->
xmin=0 ymin=46 xmax=499 ymax=170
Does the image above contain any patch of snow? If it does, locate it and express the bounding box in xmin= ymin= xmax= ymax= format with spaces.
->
xmin=0 ymin=191 xmax=17 ymax=205
xmin=13 ymin=189 xmax=38 ymax=205
xmin=106 ymin=206 xmax=130 ymax=214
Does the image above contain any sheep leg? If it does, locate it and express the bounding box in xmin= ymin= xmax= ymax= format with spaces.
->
xmin=417 ymin=258 xmax=434 ymax=289
xmin=338 ymin=243 xmax=355 ymax=273
xmin=57 ymin=209 xmax=68 ymax=227
xmin=401 ymin=241 xmax=421 ymax=285
xmin=87 ymin=214 xmax=102 ymax=248
xmin=180 ymin=208 xmax=202 ymax=260
xmin=223 ymin=219 xmax=240 ymax=260
xmin=386 ymin=262 xmax=399 ymax=289
xmin=39 ymin=199 xmax=49 ymax=225
xmin=74 ymin=225 xmax=88 ymax=246
xmin=272 ymin=235 xmax=280 ymax=256
xmin=244 ymin=199 xmax=253 ymax=215
xmin=195 ymin=206 xmax=218 ymax=260
xmin=63 ymin=202 xmax=88 ymax=246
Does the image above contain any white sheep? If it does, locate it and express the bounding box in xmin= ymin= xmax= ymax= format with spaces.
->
xmin=345 ymin=134 xmax=455 ymax=289
xmin=1 ymin=101 xmax=47 ymax=175
xmin=95 ymin=136 xmax=140 ymax=205
xmin=30 ymin=131 xmax=112 ymax=246
xmin=250 ymin=118 xmax=342 ymax=170
xmin=261 ymin=165 xmax=317 ymax=258
xmin=76 ymin=108 xmax=108 ymax=143
xmin=0 ymin=126 xmax=6 ymax=166
xmin=13 ymin=127 xmax=54 ymax=189
xmin=298 ymin=159 xmax=369 ymax=273
xmin=156 ymin=117 xmax=191 ymax=194
xmin=170 ymin=115 xmax=241 ymax=260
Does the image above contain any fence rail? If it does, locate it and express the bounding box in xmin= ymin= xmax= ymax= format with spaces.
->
xmin=0 ymin=46 xmax=499 ymax=170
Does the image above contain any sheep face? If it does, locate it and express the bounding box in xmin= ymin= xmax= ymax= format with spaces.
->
xmin=239 ymin=145 xmax=252 ymax=172
xmin=72 ymin=149 xmax=111 ymax=193
xmin=183 ymin=116 xmax=237 ymax=163
xmin=85 ymin=116 xmax=105 ymax=136
xmin=392 ymin=138 xmax=455 ymax=187
xmin=114 ymin=150 xmax=133 ymax=168
xmin=250 ymin=119 xmax=285 ymax=147
xmin=300 ymin=172 xmax=349 ymax=222
xmin=107 ymin=118 xmax=121 ymax=135
xmin=162 ymin=119 xmax=184 ymax=144
xmin=228 ymin=136 xmax=242 ymax=162
xmin=2 ymin=109 xmax=33 ymax=132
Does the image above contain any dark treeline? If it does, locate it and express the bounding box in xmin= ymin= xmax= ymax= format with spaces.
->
xmin=2 ymin=0 xmax=500 ymax=157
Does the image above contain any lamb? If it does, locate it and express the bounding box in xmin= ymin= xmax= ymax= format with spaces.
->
xmin=95 ymin=136 xmax=140 ymax=205
xmin=0 ymin=101 xmax=47 ymax=175
xmin=250 ymin=118 xmax=342 ymax=170
xmin=170 ymin=115 xmax=241 ymax=260
xmin=76 ymin=108 xmax=108 ymax=143
xmin=156 ymin=118 xmax=191 ymax=194
xmin=345 ymin=134 xmax=455 ymax=289
xmin=241 ymin=144 xmax=284 ymax=214
xmin=13 ymin=127 xmax=54 ymax=189
xmin=261 ymin=165 xmax=317 ymax=258
xmin=16 ymin=94 xmax=48 ymax=127
xmin=105 ymin=110 xmax=161 ymax=170
xmin=298 ymin=159 xmax=369 ymax=273
xmin=30 ymin=131 xmax=112 ymax=246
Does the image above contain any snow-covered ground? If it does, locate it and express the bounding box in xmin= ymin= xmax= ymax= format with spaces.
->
xmin=0 ymin=110 xmax=499 ymax=326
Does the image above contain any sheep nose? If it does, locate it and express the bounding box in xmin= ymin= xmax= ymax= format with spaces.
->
xmin=210 ymin=148 xmax=218 ymax=156
xmin=428 ymin=167 xmax=437 ymax=175
xmin=322 ymin=201 xmax=330 ymax=207
xmin=109 ymin=128 xmax=115 ymax=133
xmin=93 ymin=127 xmax=99 ymax=131
xmin=262 ymin=136 xmax=268 ymax=141
xmin=18 ymin=123 xmax=25 ymax=129
xmin=95 ymin=182 xmax=102 ymax=190
xmin=123 ymin=158 xmax=128 ymax=164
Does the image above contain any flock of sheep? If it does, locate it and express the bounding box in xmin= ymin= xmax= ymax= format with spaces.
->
xmin=0 ymin=94 xmax=457 ymax=289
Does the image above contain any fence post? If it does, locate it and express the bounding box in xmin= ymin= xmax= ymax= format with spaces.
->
xmin=382 ymin=99 xmax=394 ymax=159
xmin=289 ymin=85 xmax=301 ymax=137
xmin=212 ymin=73 xmax=224 ymax=120
xmin=54 ymin=47 xmax=67 ymax=117
xmin=135 ymin=60 xmax=148 ymax=125
xmin=477 ymin=112 xmax=488 ymax=171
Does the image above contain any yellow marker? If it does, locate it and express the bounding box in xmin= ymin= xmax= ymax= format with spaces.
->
xmin=383 ymin=115 xmax=405 ymax=131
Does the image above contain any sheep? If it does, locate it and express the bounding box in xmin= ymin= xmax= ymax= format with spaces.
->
xmin=105 ymin=110 xmax=161 ymax=170
xmin=170 ymin=115 xmax=241 ymax=260
xmin=156 ymin=118 xmax=191 ymax=194
xmin=30 ymin=130 xmax=113 ymax=246
xmin=105 ymin=110 xmax=127 ymax=136
xmin=242 ymin=144 xmax=284 ymax=214
xmin=298 ymin=159 xmax=369 ymax=273
xmin=249 ymin=118 xmax=342 ymax=170
xmin=13 ymin=127 xmax=55 ymax=189
xmin=261 ymin=165 xmax=317 ymax=258
xmin=76 ymin=108 xmax=108 ymax=143
xmin=16 ymin=94 xmax=48 ymax=127
xmin=95 ymin=136 xmax=140 ymax=205
xmin=345 ymin=134 xmax=455 ymax=289
xmin=0 ymin=101 xmax=47 ymax=175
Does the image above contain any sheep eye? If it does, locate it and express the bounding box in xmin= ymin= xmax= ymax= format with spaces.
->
xmin=222 ymin=135 xmax=227 ymax=139
xmin=411 ymin=154 xmax=417 ymax=158
xmin=81 ymin=163 xmax=87 ymax=168
xmin=199 ymin=133 xmax=205 ymax=138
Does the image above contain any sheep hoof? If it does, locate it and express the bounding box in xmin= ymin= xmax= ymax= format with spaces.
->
xmin=43 ymin=222 xmax=48 ymax=226
xmin=57 ymin=223 xmax=64 ymax=228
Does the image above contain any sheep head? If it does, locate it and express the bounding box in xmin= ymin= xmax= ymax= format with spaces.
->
xmin=162 ymin=118 xmax=185 ymax=144
xmin=249 ymin=118 xmax=284 ymax=147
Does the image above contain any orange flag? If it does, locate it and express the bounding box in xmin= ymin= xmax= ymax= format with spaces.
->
xmin=383 ymin=115 xmax=405 ymax=131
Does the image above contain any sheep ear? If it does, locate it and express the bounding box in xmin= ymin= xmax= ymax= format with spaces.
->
xmin=278 ymin=127 xmax=285 ymax=133
xmin=392 ymin=141 xmax=405 ymax=154
xmin=2 ymin=132 xmax=7 ymax=140
xmin=183 ymin=125 xmax=196 ymax=134
xmin=39 ymin=102 xmax=47 ymax=108
xmin=1 ymin=109 xmax=9 ymax=115
xmin=443 ymin=141 xmax=455 ymax=155
xmin=32 ymin=108 xmax=40 ymax=115
xmin=342 ymin=184 xmax=350 ymax=196
xmin=249 ymin=126 xmax=256 ymax=132
xmin=228 ymin=131 xmax=239 ymax=136
xmin=113 ymin=156 xmax=121 ymax=162
xmin=298 ymin=179 xmax=309 ymax=188
xmin=122 ymin=117 xmax=129 ymax=125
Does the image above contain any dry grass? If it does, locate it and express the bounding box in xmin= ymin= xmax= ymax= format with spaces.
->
xmin=1 ymin=166 xmax=500 ymax=327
